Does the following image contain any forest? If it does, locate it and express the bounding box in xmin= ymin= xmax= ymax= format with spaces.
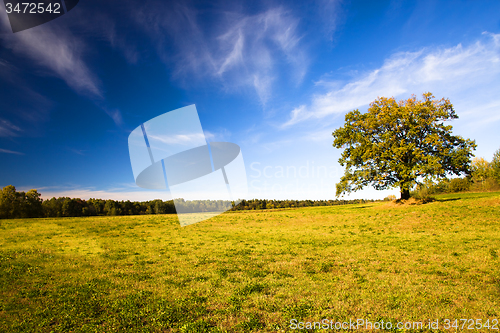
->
xmin=0 ymin=185 xmax=376 ymax=219
xmin=1 ymin=151 xmax=498 ymax=219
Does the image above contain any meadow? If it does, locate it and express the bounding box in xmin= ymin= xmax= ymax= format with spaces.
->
xmin=0 ymin=191 xmax=499 ymax=332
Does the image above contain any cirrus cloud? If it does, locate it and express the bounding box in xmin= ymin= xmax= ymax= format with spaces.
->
xmin=133 ymin=4 xmax=308 ymax=105
xmin=284 ymin=32 xmax=500 ymax=127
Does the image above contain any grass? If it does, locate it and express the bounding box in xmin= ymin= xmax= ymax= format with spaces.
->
xmin=0 ymin=191 xmax=499 ymax=332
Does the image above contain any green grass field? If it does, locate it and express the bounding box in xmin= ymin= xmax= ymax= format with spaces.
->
xmin=1 ymin=192 xmax=499 ymax=332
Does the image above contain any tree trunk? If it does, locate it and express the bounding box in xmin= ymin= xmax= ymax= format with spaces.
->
xmin=400 ymin=188 xmax=410 ymax=200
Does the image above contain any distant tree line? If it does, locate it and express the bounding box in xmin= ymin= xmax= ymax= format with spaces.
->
xmin=0 ymin=185 xmax=377 ymax=219
xmin=0 ymin=186 xmax=176 ymax=219
xmin=230 ymin=198 xmax=373 ymax=210
xmin=4 ymin=147 xmax=497 ymax=219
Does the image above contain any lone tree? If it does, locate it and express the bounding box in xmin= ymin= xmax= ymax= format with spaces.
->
xmin=332 ymin=93 xmax=477 ymax=200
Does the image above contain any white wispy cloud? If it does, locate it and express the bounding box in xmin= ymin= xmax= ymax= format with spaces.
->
xmin=214 ymin=7 xmax=308 ymax=104
xmin=38 ymin=188 xmax=173 ymax=202
xmin=317 ymin=0 xmax=343 ymax=41
xmin=0 ymin=12 xmax=124 ymax=127
xmin=203 ymin=129 xmax=231 ymax=142
xmin=33 ymin=183 xmax=237 ymax=201
xmin=25 ymin=183 xmax=169 ymax=201
xmin=147 ymin=133 xmax=207 ymax=146
xmin=36 ymin=187 xmax=240 ymax=201
xmin=0 ymin=119 xmax=23 ymax=137
xmin=0 ymin=59 xmax=11 ymax=68
xmin=0 ymin=21 xmax=102 ymax=98
xmin=134 ymin=4 xmax=308 ymax=105
xmin=97 ymin=104 xmax=124 ymax=127
xmin=0 ymin=148 xmax=24 ymax=155
xmin=0 ymin=57 xmax=54 ymax=137
xmin=283 ymin=32 xmax=500 ymax=127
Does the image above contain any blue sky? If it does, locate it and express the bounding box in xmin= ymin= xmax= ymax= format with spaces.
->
xmin=1 ymin=0 xmax=500 ymax=201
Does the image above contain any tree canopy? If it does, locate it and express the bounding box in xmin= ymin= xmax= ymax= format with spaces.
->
xmin=471 ymin=157 xmax=492 ymax=185
xmin=0 ymin=185 xmax=43 ymax=219
xmin=332 ymin=93 xmax=477 ymax=199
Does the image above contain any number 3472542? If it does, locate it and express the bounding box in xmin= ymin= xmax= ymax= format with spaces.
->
xmin=5 ymin=2 xmax=61 ymax=14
